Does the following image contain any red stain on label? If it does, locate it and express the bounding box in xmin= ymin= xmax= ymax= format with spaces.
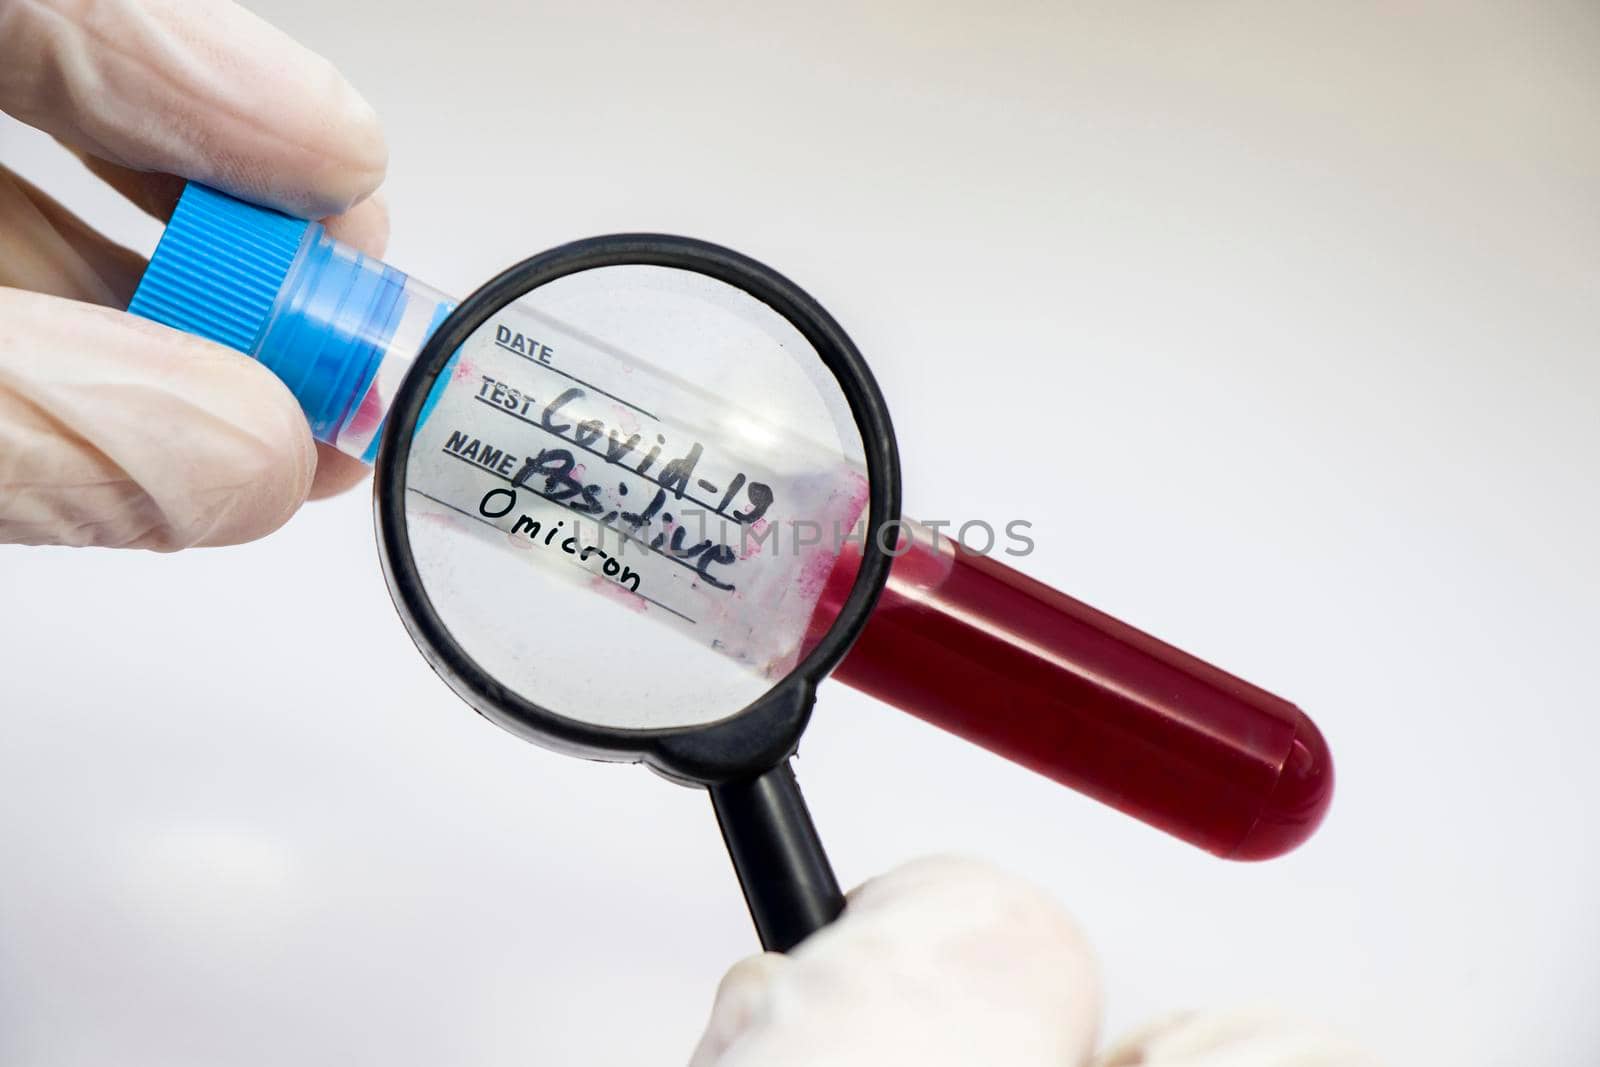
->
xmin=794 ymin=472 xmax=872 ymax=602
xmin=739 ymin=517 xmax=769 ymax=560
xmin=590 ymin=574 xmax=647 ymax=612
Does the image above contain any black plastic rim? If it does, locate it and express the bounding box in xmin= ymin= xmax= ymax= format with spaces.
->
xmin=373 ymin=235 xmax=901 ymax=785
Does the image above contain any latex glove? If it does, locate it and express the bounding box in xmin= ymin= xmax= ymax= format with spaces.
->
xmin=689 ymin=856 xmax=1102 ymax=1067
xmin=1095 ymin=1011 xmax=1379 ymax=1067
xmin=690 ymin=857 xmax=1374 ymax=1067
xmin=0 ymin=0 xmax=388 ymax=550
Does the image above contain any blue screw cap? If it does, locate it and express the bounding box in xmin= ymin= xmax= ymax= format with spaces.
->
xmin=128 ymin=183 xmax=310 ymax=354
xmin=129 ymin=183 xmax=410 ymax=443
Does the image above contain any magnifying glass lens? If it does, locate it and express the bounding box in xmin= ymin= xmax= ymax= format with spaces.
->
xmin=400 ymin=264 xmax=870 ymax=730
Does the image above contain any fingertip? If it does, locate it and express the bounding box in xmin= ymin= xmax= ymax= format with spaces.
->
xmin=0 ymin=292 xmax=317 ymax=550
xmin=286 ymin=63 xmax=389 ymax=216
xmin=191 ymin=356 xmax=319 ymax=546
xmin=321 ymin=191 xmax=391 ymax=259
xmin=713 ymin=953 xmax=789 ymax=1006
xmin=330 ymin=72 xmax=390 ymax=204
xmin=108 ymin=312 xmax=321 ymax=548
xmin=22 ymin=0 xmax=393 ymax=222
xmin=307 ymin=442 xmax=371 ymax=500
xmin=689 ymin=954 xmax=790 ymax=1067
xmin=709 ymin=953 xmax=789 ymax=1030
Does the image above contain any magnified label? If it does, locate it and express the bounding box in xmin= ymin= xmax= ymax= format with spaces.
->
xmin=401 ymin=266 xmax=869 ymax=730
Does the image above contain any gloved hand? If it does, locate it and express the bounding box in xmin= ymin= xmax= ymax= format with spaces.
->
xmin=0 ymin=0 xmax=388 ymax=550
xmin=690 ymin=857 xmax=1374 ymax=1067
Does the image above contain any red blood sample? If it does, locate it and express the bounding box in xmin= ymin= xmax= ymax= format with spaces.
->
xmin=809 ymin=528 xmax=1333 ymax=860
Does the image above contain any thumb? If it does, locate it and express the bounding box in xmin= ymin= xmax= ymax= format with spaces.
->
xmin=689 ymin=856 xmax=1103 ymax=1067
xmin=0 ymin=287 xmax=315 ymax=550
xmin=0 ymin=0 xmax=386 ymax=219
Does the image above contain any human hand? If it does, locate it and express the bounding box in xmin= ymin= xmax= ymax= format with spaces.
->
xmin=689 ymin=856 xmax=1102 ymax=1067
xmin=0 ymin=0 xmax=388 ymax=550
xmin=690 ymin=857 xmax=1373 ymax=1067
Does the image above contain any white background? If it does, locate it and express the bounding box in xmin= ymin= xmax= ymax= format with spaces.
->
xmin=3 ymin=2 xmax=1597 ymax=1064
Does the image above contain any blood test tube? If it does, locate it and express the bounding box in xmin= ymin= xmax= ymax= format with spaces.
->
xmin=808 ymin=523 xmax=1333 ymax=859
xmin=134 ymin=184 xmax=1334 ymax=859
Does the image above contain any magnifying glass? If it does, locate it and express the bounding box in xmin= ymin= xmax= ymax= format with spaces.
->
xmin=130 ymin=184 xmax=1332 ymax=945
xmin=372 ymin=237 xmax=901 ymax=951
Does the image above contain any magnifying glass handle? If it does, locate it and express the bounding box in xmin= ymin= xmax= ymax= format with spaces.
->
xmin=709 ymin=760 xmax=844 ymax=952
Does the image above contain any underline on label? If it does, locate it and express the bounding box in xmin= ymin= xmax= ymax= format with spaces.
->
xmin=437 ymin=447 xmax=735 ymax=593
xmin=471 ymin=393 xmax=741 ymax=522
xmin=495 ymin=340 xmax=660 ymax=421
xmin=405 ymin=485 xmax=700 ymax=625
